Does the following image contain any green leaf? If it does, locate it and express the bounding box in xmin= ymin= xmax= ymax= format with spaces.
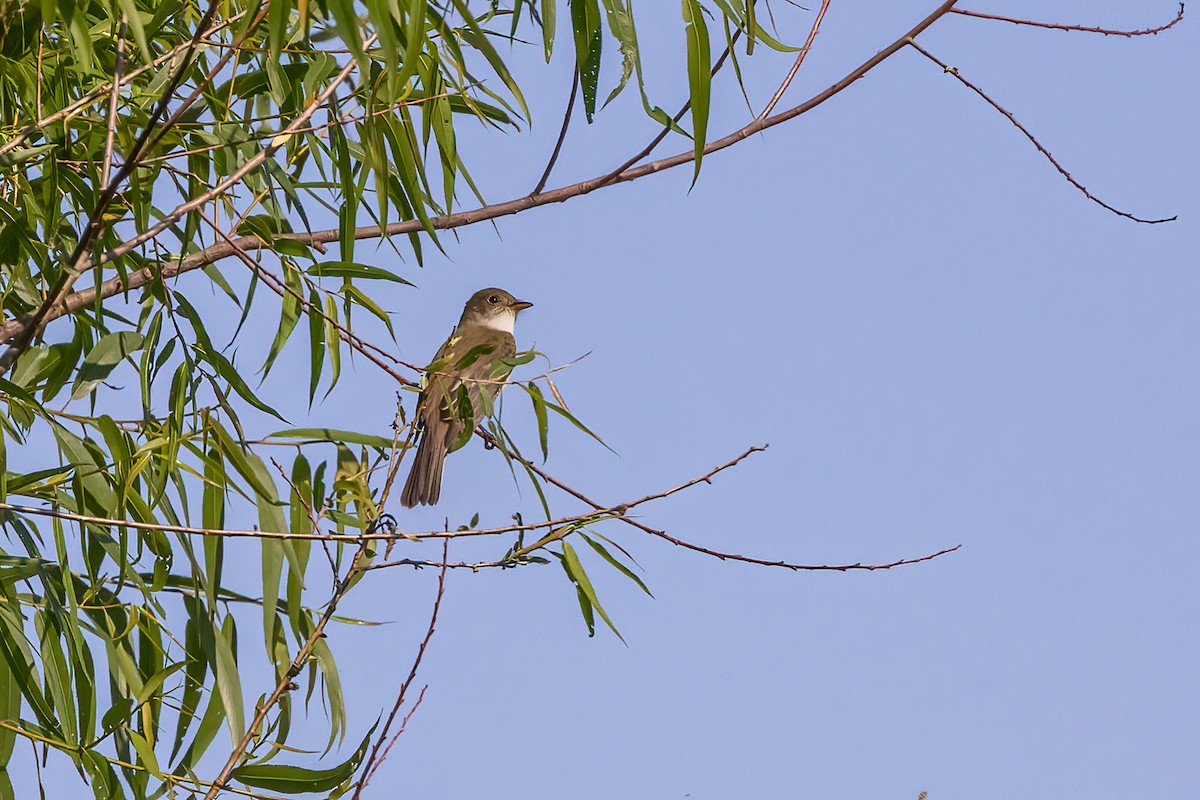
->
xmin=682 ymin=0 xmax=712 ymax=186
xmin=0 ymin=629 xmax=21 ymax=767
xmin=213 ymin=615 xmax=246 ymax=747
xmin=570 ymin=0 xmax=603 ymax=121
xmin=261 ymin=262 xmax=304 ymax=379
xmin=307 ymin=288 xmax=326 ymax=404
xmin=526 ymin=383 xmax=550 ymax=461
xmin=544 ymin=396 xmax=615 ymax=454
xmin=268 ymin=428 xmax=395 ymax=449
xmin=561 ymin=541 xmax=624 ymax=642
xmin=600 ymin=0 xmax=639 ymax=107
xmin=202 ymin=346 xmax=288 ymax=423
xmin=232 ymin=721 xmax=375 ymax=793
xmin=542 ymin=0 xmax=557 ymax=60
xmin=580 ymin=532 xmax=653 ymax=597
xmin=70 ymin=332 xmax=146 ymax=400
xmin=307 ymin=261 xmax=414 ymax=285
xmin=324 ymin=294 xmax=343 ymax=394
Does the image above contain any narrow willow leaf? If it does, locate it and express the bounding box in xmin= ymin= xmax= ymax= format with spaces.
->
xmin=232 ymin=721 xmax=376 ymax=793
xmin=70 ymin=331 xmax=145 ymax=400
xmin=203 ymin=346 xmax=288 ymax=423
xmin=526 ymin=383 xmax=550 ymax=460
xmin=599 ymin=0 xmax=638 ymax=107
xmin=127 ymin=728 xmax=164 ymax=777
xmin=682 ymin=0 xmax=712 ymax=186
xmin=0 ymin=624 xmax=20 ymax=767
xmin=324 ymin=294 xmax=342 ymax=394
xmin=544 ymin=397 xmax=615 ymax=454
xmin=308 ymin=261 xmax=414 ymax=284
xmin=269 ymin=428 xmax=395 ymax=448
xmin=561 ymin=541 xmax=624 ymax=642
xmin=452 ymin=0 xmax=530 ymax=121
xmin=213 ymin=616 xmax=246 ymax=747
xmin=261 ymin=262 xmax=304 ymax=379
xmin=542 ymin=0 xmax=557 ymax=60
xmin=35 ymin=613 xmax=78 ymax=744
xmin=310 ymin=637 xmax=345 ymax=751
xmin=307 ymin=288 xmax=325 ymax=404
xmin=343 ymin=284 xmax=396 ymax=338
xmin=580 ymin=532 xmax=653 ymax=597
xmin=570 ymin=0 xmax=603 ymax=120
xmin=262 ymin=539 xmax=284 ymax=668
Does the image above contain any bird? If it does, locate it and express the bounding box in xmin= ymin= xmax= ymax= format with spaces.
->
xmin=400 ymin=288 xmax=533 ymax=507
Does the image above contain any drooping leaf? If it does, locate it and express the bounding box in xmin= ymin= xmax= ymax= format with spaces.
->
xmin=681 ymin=0 xmax=712 ymax=186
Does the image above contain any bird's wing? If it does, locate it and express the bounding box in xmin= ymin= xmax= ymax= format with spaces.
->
xmin=419 ymin=328 xmax=516 ymax=452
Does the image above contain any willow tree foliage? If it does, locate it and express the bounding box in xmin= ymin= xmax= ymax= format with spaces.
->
xmin=0 ymin=0 xmax=1181 ymax=797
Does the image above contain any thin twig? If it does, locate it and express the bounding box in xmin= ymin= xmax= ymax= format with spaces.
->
xmin=531 ymin=69 xmax=579 ymax=195
xmin=203 ymin=539 xmax=374 ymax=799
xmin=100 ymin=15 xmax=128 ymax=192
xmin=483 ymin=436 xmax=961 ymax=572
xmin=757 ymin=0 xmax=832 ymax=120
xmin=0 ymin=445 xmax=759 ymax=545
xmin=199 ymin=210 xmax=418 ymax=385
xmin=906 ymin=39 xmax=1176 ymax=225
xmin=950 ymin=4 xmax=1185 ymax=37
xmin=596 ymin=28 xmax=743 ymax=187
xmin=353 ymin=541 xmax=448 ymax=798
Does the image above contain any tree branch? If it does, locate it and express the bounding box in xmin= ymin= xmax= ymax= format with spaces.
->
xmin=906 ymin=39 xmax=1176 ymax=224
xmin=480 ymin=437 xmax=961 ymax=572
xmin=99 ymin=15 xmax=127 ymax=192
xmin=950 ymin=4 xmax=1185 ymax=37
xmin=757 ymin=0 xmax=831 ymax=121
xmin=1 ymin=1 xmax=964 ymax=349
xmin=203 ymin=539 xmax=375 ymax=799
xmin=352 ymin=541 xmax=448 ymax=798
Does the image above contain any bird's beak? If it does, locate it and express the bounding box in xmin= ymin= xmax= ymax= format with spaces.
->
xmin=512 ymin=299 xmax=533 ymax=313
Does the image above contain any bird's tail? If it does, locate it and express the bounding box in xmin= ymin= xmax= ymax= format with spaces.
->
xmin=400 ymin=431 xmax=447 ymax=507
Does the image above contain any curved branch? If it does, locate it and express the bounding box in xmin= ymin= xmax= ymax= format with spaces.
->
xmin=0 ymin=1 xmax=963 ymax=347
xmin=530 ymin=68 xmax=579 ymax=195
xmin=481 ymin=436 xmax=961 ymax=572
xmin=950 ymin=4 xmax=1185 ymax=37
xmin=906 ymin=39 xmax=1176 ymax=224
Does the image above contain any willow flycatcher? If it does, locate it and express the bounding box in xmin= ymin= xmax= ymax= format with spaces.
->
xmin=400 ymin=288 xmax=532 ymax=507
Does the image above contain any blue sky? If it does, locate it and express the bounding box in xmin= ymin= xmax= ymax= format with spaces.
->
xmin=24 ymin=2 xmax=1200 ymax=797
xmin=338 ymin=3 xmax=1198 ymax=798
xmin=304 ymin=3 xmax=1199 ymax=798
xmin=351 ymin=4 xmax=1196 ymax=798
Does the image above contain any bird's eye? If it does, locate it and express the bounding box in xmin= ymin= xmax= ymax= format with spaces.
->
xmin=488 ymin=295 xmax=499 ymax=304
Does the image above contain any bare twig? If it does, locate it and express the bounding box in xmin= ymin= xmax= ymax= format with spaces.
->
xmin=353 ymin=541 xmax=448 ymax=798
xmin=906 ymin=39 xmax=1176 ymax=225
xmin=531 ymin=69 xmax=579 ymax=195
xmin=203 ymin=540 xmax=374 ymax=799
xmin=950 ymin=4 xmax=1185 ymax=37
xmin=479 ymin=437 xmax=961 ymax=572
xmin=100 ymin=16 xmax=128 ymax=192
xmin=757 ymin=0 xmax=832 ymax=120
